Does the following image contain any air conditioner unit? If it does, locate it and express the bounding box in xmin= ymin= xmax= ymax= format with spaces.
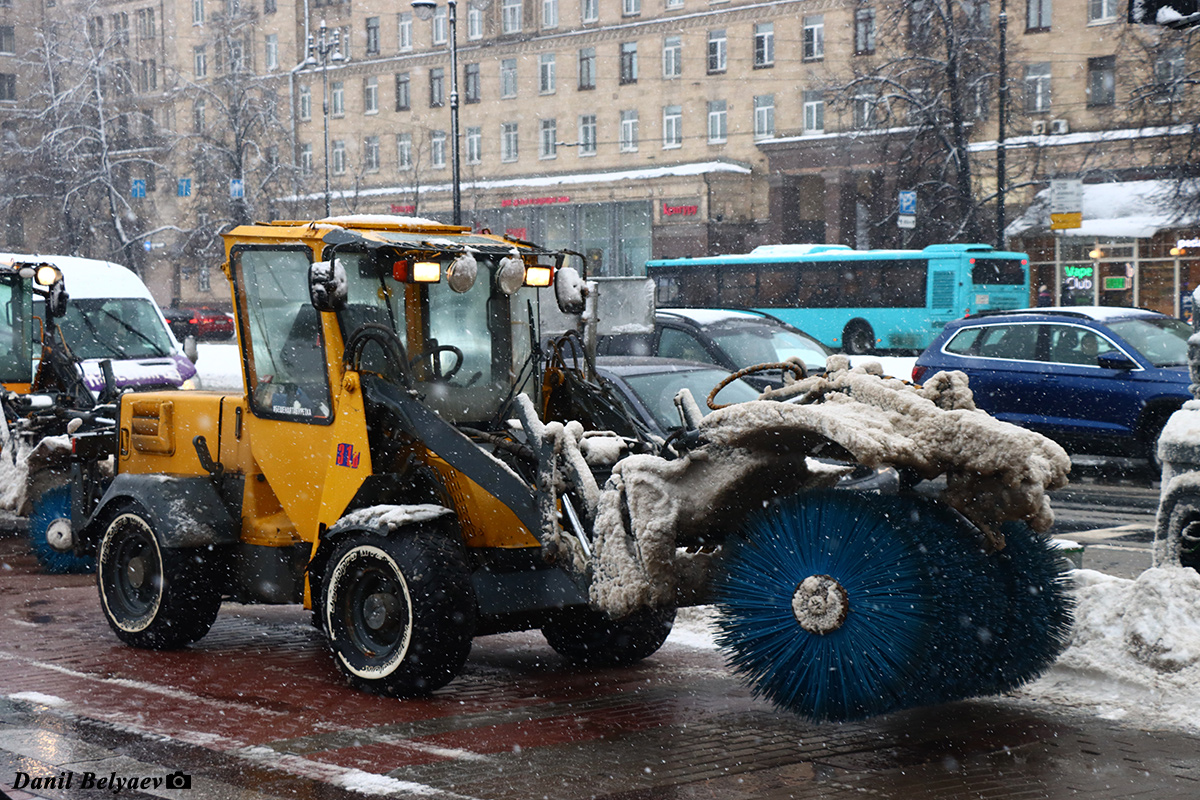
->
xmin=1050 ymin=119 xmax=1070 ymax=135
xmin=1031 ymin=120 xmax=1048 ymax=135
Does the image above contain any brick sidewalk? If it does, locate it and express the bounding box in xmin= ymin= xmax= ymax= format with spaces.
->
xmin=3 ymin=532 xmax=1199 ymax=799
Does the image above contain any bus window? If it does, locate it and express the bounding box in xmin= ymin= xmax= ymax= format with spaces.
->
xmin=719 ymin=267 xmax=756 ymax=306
xmin=973 ymin=258 xmax=1026 ymax=285
xmin=758 ymin=266 xmax=799 ymax=305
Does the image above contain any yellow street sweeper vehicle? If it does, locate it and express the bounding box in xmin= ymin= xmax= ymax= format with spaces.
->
xmin=67 ymin=217 xmax=1075 ymax=721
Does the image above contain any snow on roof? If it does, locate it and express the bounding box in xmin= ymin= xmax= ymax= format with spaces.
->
xmin=284 ymin=161 xmax=752 ymax=203
xmin=1006 ymin=179 xmax=1200 ymax=240
xmin=0 ymin=252 xmax=149 ymax=300
xmin=318 ymin=214 xmax=447 ymax=228
xmin=995 ymin=305 xmax=1167 ymax=321
xmin=659 ymin=307 xmax=770 ymax=325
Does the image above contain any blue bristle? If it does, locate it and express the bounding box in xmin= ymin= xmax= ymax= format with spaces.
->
xmin=713 ymin=491 xmax=1073 ymax=722
xmin=27 ymin=485 xmax=94 ymax=575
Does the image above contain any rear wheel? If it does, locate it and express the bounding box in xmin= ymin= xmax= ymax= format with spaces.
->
xmin=96 ymin=505 xmax=222 ymax=649
xmin=321 ymin=530 xmax=476 ymax=696
xmin=843 ymin=322 xmax=875 ymax=355
xmin=542 ymin=605 xmax=675 ymax=666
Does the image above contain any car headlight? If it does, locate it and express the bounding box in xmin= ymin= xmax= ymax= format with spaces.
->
xmin=180 ymin=378 xmax=198 ymax=391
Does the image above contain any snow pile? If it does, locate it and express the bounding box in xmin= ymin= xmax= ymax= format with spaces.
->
xmin=588 ymin=360 xmax=1070 ymax=616
xmin=0 ymin=435 xmax=72 ymax=516
xmin=334 ymin=504 xmax=454 ymax=533
xmin=1025 ymin=567 xmax=1200 ymax=732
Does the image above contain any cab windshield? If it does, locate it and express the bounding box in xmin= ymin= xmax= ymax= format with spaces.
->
xmin=1 ymin=274 xmax=33 ymax=384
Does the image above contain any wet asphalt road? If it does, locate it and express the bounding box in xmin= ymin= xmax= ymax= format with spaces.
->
xmin=2 ymin=464 xmax=1197 ymax=800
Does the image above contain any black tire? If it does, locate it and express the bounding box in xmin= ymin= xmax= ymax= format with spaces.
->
xmin=321 ymin=530 xmax=476 ymax=696
xmin=1140 ymin=409 xmax=1175 ymax=471
xmin=1161 ymin=490 xmax=1200 ymax=573
xmin=542 ymin=605 xmax=675 ymax=667
xmin=96 ymin=506 xmax=222 ymax=649
xmin=843 ymin=322 xmax=875 ymax=355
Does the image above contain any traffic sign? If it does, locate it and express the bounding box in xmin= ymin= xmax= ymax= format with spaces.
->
xmin=178 ymin=178 xmax=192 ymax=197
xmin=131 ymin=179 xmax=146 ymax=199
xmin=230 ymin=179 xmax=244 ymax=199
xmin=898 ymin=190 xmax=917 ymax=216
xmin=1050 ymin=179 xmax=1082 ymax=230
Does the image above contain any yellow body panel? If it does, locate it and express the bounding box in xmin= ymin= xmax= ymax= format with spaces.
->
xmin=422 ymin=454 xmax=540 ymax=549
xmin=118 ymin=391 xmax=228 ymax=477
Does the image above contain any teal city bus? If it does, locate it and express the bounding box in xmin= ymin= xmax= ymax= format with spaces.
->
xmin=645 ymin=243 xmax=1030 ymax=354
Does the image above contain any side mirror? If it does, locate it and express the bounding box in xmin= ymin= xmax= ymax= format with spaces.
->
xmin=309 ymin=259 xmax=348 ymax=311
xmin=1097 ymin=351 xmax=1137 ymax=370
xmin=554 ymin=265 xmax=586 ymax=315
xmin=46 ymin=280 xmax=68 ymax=319
xmin=183 ymin=334 xmax=199 ymax=364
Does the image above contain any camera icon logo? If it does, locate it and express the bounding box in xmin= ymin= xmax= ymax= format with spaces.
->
xmin=165 ymin=771 xmax=192 ymax=789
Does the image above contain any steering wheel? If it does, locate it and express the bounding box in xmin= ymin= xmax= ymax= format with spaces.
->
xmin=409 ymin=343 xmax=465 ymax=381
xmin=707 ymin=361 xmax=806 ymax=410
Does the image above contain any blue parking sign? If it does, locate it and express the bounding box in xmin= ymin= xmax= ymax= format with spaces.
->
xmin=898 ymin=190 xmax=917 ymax=216
xmin=131 ymin=179 xmax=146 ymax=199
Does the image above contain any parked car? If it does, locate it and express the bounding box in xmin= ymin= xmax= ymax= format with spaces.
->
xmin=596 ymin=355 xmax=898 ymax=491
xmin=163 ymin=307 xmax=235 ymax=341
xmin=912 ymin=306 xmax=1193 ymax=461
xmin=597 ymin=308 xmax=831 ymax=390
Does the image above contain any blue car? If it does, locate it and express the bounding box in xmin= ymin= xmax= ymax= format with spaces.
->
xmin=912 ymin=306 xmax=1193 ymax=461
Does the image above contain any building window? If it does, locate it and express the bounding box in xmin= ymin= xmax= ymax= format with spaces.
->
xmin=1087 ymin=56 xmax=1115 ymax=106
xmin=754 ymin=22 xmax=774 ymax=68
xmin=540 ymin=118 xmax=557 ymax=158
xmin=112 ymin=12 xmax=129 ymax=46
xmin=853 ymin=94 xmax=877 ymax=128
xmin=501 ymin=58 xmax=518 ymax=98
xmin=364 ymin=76 xmax=379 ymax=114
xmin=430 ymin=68 xmax=445 ymax=107
xmin=433 ymin=7 xmax=448 ymax=44
xmin=137 ymin=8 xmax=155 ymax=40
xmin=623 ymin=0 xmax=641 ymax=15
xmin=1026 ymin=0 xmax=1051 ymax=31
xmin=464 ymin=63 xmax=481 ymax=103
xmin=803 ymin=16 xmax=824 ymax=60
xmin=663 ymin=36 xmax=682 ymax=79
xmin=620 ymin=109 xmax=638 ymax=152
xmin=299 ymin=84 xmax=312 ymax=120
xmin=331 ymin=81 xmax=345 ymax=116
xmin=137 ymin=59 xmax=157 ymax=92
xmin=265 ymin=34 xmax=278 ymax=71
xmin=193 ymin=0 xmax=204 ymax=25
xmin=502 ymin=122 xmax=519 ymax=162
xmin=503 ymin=0 xmax=522 ymax=34
xmin=1088 ymin=0 xmax=1116 ymax=23
xmin=0 ymin=73 xmax=16 ymax=102
xmin=398 ymin=12 xmax=413 ymax=51
xmin=666 ymin=0 xmax=683 ymax=7
xmin=803 ymin=90 xmax=824 ymax=133
xmin=754 ymin=94 xmax=775 ymax=139
xmin=467 ymin=7 xmax=483 ymax=39
xmin=466 ymin=126 xmax=482 ymax=163
xmin=194 ymin=46 xmax=207 ymax=77
xmin=582 ymin=0 xmax=598 ymax=24
xmin=432 ymin=131 xmax=446 ymax=168
xmin=364 ymin=135 xmax=380 ymax=172
xmin=264 ymin=0 xmax=275 ymax=14
xmin=1154 ymin=48 xmax=1185 ymax=103
xmin=397 ymin=133 xmax=412 ymax=169
xmin=855 ymin=9 xmax=876 ymax=55
xmin=332 ymin=139 xmax=346 ymax=175
xmin=1024 ymin=62 xmax=1051 ymax=112
xmin=578 ymin=47 xmax=596 ymax=90
xmin=88 ymin=17 xmax=104 ymax=46
xmin=540 ymin=53 xmax=556 ymax=93
xmin=543 ymin=0 xmax=558 ymax=28
xmin=707 ymin=100 xmax=726 ymax=143
xmin=193 ymin=98 xmax=206 ymax=131
xmin=707 ymin=30 xmax=726 ymax=73
xmin=620 ymin=42 xmax=638 ymax=84
xmin=578 ymin=114 xmax=596 ymax=155
xmin=300 ymin=143 xmax=313 ymax=175
xmin=395 ymin=72 xmax=410 ymax=110
xmin=366 ymin=17 xmax=380 ymax=55
xmin=662 ymin=105 xmax=682 ymax=149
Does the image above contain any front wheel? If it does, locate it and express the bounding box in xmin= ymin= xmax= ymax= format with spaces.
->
xmin=96 ymin=505 xmax=222 ymax=649
xmin=321 ymin=530 xmax=476 ymax=696
xmin=542 ymin=605 xmax=675 ymax=666
xmin=843 ymin=322 xmax=875 ymax=355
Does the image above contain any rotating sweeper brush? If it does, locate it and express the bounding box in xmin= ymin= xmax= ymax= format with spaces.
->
xmin=712 ymin=491 xmax=1073 ymax=722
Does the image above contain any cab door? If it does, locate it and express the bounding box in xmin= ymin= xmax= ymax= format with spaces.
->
xmin=229 ymin=246 xmax=370 ymax=547
xmin=0 ymin=273 xmax=33 ymax=392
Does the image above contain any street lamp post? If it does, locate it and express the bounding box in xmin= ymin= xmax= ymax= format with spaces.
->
xmin=996 ymin=0 xmax=1009 ymax=250
xmin=412 ymin=0 xmax=461 ymax=225
xmin=307 ymin=20 xmax=343 ymax=217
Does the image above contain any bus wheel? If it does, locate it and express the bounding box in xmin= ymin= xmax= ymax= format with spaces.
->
xmin=843 ymin=322 xmax=875 ymax=355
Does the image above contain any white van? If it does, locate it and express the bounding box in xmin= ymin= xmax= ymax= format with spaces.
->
xmin=0 ymin=253 xmax=198 ymax=394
